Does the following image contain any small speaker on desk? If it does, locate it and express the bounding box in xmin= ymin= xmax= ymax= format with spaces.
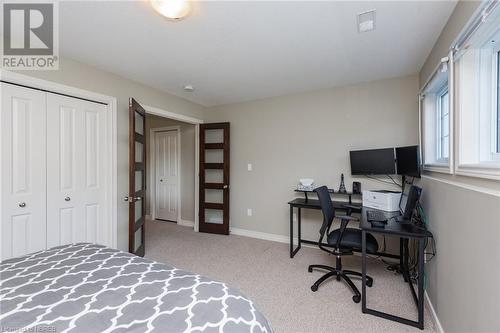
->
xmin=353 ymin=182 xmax=361 ymax=194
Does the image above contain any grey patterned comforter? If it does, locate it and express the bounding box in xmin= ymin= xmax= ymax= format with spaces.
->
xmin=0 ymin=243 xmax=272 ymax=333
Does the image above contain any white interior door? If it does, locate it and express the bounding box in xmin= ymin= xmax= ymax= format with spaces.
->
xmin=46 ymin=93 xmax=107 ymax=247
xmin=1 ymin=83 xmax=47 ymax=260
xmin=155 ymin=130 xmax=179 ymax=221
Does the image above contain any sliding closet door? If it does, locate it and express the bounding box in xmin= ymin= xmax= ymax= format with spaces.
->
xmin=46 ymin=94 xmax=107 ymax=248
xmin=1 ymin=83 xmax=47 ymax=260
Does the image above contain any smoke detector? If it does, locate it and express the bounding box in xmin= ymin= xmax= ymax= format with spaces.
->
xmin=183 ymin=84 xmax=194 ymax=92
xmin=357 ymin=10 xmax=376 ymax=33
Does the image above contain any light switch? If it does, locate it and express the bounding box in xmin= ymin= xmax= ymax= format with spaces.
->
xmin=247 ymin=208 xmax=253 ymax=216
xmin=247 ymin=163 xmax=252 ymax=171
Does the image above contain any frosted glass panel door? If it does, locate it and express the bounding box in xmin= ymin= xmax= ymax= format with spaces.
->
xmin=0 ymin=83 xmax=47 ymax=260
xmin=128 ymin=98 xmax=147 ymax=257
xmin=199 ymin=123 xmax=230 ymax=235
xmin=46 ymin=93 xmax=107 ymax=248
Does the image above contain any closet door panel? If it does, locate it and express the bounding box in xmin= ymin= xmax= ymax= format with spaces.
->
xmin=46 ymin=94 xmax=107 ymax=247
xmin=1 ymin=83 xmax=47 ymax=260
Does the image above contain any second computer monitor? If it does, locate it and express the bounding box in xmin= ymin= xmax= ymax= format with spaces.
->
xmin=396 ymin=145 xmax=421 ymax=178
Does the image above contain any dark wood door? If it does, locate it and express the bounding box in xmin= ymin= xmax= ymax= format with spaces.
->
xmin=199 ymin=122 xmax=230 ymax=234
xmin=128 ymin=98 xmax=146 ymax=256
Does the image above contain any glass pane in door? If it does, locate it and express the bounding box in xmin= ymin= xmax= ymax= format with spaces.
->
xmin=134 ymin=227 xmax=143 ymax=252
xmin=205 ymin=149 xmax=224 ymax=163
xmin=135 ymin=171 xmax=143 ymax=192
xmin=205 ymin=129 xmax=224 ymax=143
xmin=135 ymin=111 xmax=144 ymax=135
xmin=205 ymin=169 xmax=223 ymax=183
xmin=135 ymin=142 xmax=143 ymax=162
xmin=205 ymin=189 xmax=223 ymax=203
xmin=205 ymin=209 xmax=223 ymax=224
xmin=135 ymin=199 xmax=142 ymax=222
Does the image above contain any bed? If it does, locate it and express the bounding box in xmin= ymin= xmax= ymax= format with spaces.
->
xmin=0 ymin=243 xmax=273 ymax=333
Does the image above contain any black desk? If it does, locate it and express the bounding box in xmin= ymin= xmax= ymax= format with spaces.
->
xmin=287 ymin=197 xmax=399 ymax=260
xmin=360 ymin=207 xmax=433 ymax=330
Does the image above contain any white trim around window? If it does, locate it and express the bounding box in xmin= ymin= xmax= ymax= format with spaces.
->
xmin=420 ymin=52 xmax=454 ymax=174
xmin=454 ymin=16 xmax=500 ymax=180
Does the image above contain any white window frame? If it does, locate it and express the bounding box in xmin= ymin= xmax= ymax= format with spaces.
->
xmin=454 ymin=19 xmax=500 ymax=179
xmin=420 ymin=54 xmax=454 ymax=174
xmin=491 ymin=48 xmax=500 ymax=158
xmin=436 ymin=85 xmax=450 ymax=163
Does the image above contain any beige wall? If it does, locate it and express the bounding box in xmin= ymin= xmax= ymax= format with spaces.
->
xmin=419 ymin=178 xmax=500 ymax=332
xmin=17 ymin=57 xmax=205 ymax=251
xmin=145 ymin=114 xmax=195 ymax=223
xmin=418 ymin=1 xmax=500 ymax=332
xmin=206 ymin=75 xmax=419 ymax=249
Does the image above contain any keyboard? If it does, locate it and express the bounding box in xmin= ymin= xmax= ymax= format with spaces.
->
xmin=366 ymin=210 xmax=388 ymax=222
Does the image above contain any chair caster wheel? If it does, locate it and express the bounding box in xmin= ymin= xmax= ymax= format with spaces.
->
xmin=367 ymin=279 xmax=373 ymax=287
xmin=311 ymin=285 xmax=318 ymax=292
xmin=336 ymin=275 xmax=341 ymax=281
xmin=308 ymin=267 xmax=313 ymax=273
xmin=352 ymin=295 xmax=361 ymax=303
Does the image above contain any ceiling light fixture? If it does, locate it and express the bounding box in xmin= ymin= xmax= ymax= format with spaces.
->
xmin=357 ymin=10 xmax=376 ymax=33
xmin=183 ymin=84 xmax=194 ymax=92
xmin=150 ymin=0 xmax=191 ymax=21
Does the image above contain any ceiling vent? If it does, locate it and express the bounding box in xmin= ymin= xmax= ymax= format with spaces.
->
xmin=357 ymin=10 xmax=376 ymax=33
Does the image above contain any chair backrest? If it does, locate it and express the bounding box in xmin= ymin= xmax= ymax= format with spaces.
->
xmin=314 ymin=186 xmax=335 ymax=239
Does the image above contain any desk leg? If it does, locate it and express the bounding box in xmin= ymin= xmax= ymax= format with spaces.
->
xmin=361 ymin=230 xmax=367 ymax=312
xmin=289 ymin=205 xmax=294 ymax=258
xmin=401 ymin=238 xmax=410 ymax=282
xmin=290 ymin=206 xmax=302 ymax=258
xmin=404 ymin=239 xmax=410 ymax=274
xmin=298 ymin=208 xmax=302 ymax=249
xmin=417 ymin=238 xmax=425 ymax=330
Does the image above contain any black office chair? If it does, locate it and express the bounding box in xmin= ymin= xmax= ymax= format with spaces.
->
xmin=308 ymin=186 xmax=379 ymax=303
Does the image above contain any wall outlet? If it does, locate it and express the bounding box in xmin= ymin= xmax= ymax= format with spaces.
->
xmin=247 ymin=163 xmax=252 ymax=171
xmin=247 ymin=208 xmax=253 ymax=216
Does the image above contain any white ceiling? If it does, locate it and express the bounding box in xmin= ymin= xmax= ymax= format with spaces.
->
xmin=59 ymin=1 xmax=457 ymax=107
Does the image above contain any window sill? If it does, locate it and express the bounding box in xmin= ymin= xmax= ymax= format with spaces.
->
xmin=423 ymin=164 xmax=453 ymax=174
xmin=455 ymin=163 xmax=500 ymax=181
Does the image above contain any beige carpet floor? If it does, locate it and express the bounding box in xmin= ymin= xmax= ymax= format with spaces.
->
xmin=145 ymin=220 xmax=436 ymax=333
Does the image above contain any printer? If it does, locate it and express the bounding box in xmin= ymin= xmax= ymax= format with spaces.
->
xmin=362 ymin=190 xmax=401 ymax=212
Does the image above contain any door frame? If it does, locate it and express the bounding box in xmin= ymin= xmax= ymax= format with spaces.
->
xmin=0 ymin=69 xmax=118 ymax=248
xmin=149 ymin=126 xmax=181 ymax=222
xmin=143 ymin=104 xmax=203 ymax=231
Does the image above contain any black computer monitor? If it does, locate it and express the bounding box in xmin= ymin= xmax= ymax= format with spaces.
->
xmin=396 ymin=145 xmax=421 ymax=178
xmin=397 ymin=183 xmax=422 ymax=221
xmin=349 ymin=148 xmax=396 ymax=175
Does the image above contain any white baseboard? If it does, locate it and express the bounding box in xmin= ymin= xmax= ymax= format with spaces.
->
xmin=425 ymin=291 xmax=444 ymax=333
xmin=229 ymin=227 xmax=292 ymax=243
xmin=229 ymin=227 xmax=320 ymax=250
xmin=178 ymin=219 xmax=194 ymax=227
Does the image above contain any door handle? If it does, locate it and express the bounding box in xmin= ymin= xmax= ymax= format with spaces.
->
xmin=19 ymin=202 xmax=26 ymax=208
xmin=124 ymin=196 xmax=142 ymax=202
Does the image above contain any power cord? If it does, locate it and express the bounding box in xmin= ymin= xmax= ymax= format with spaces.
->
xmin=364 ymin=174 xmax=402 ymax=188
